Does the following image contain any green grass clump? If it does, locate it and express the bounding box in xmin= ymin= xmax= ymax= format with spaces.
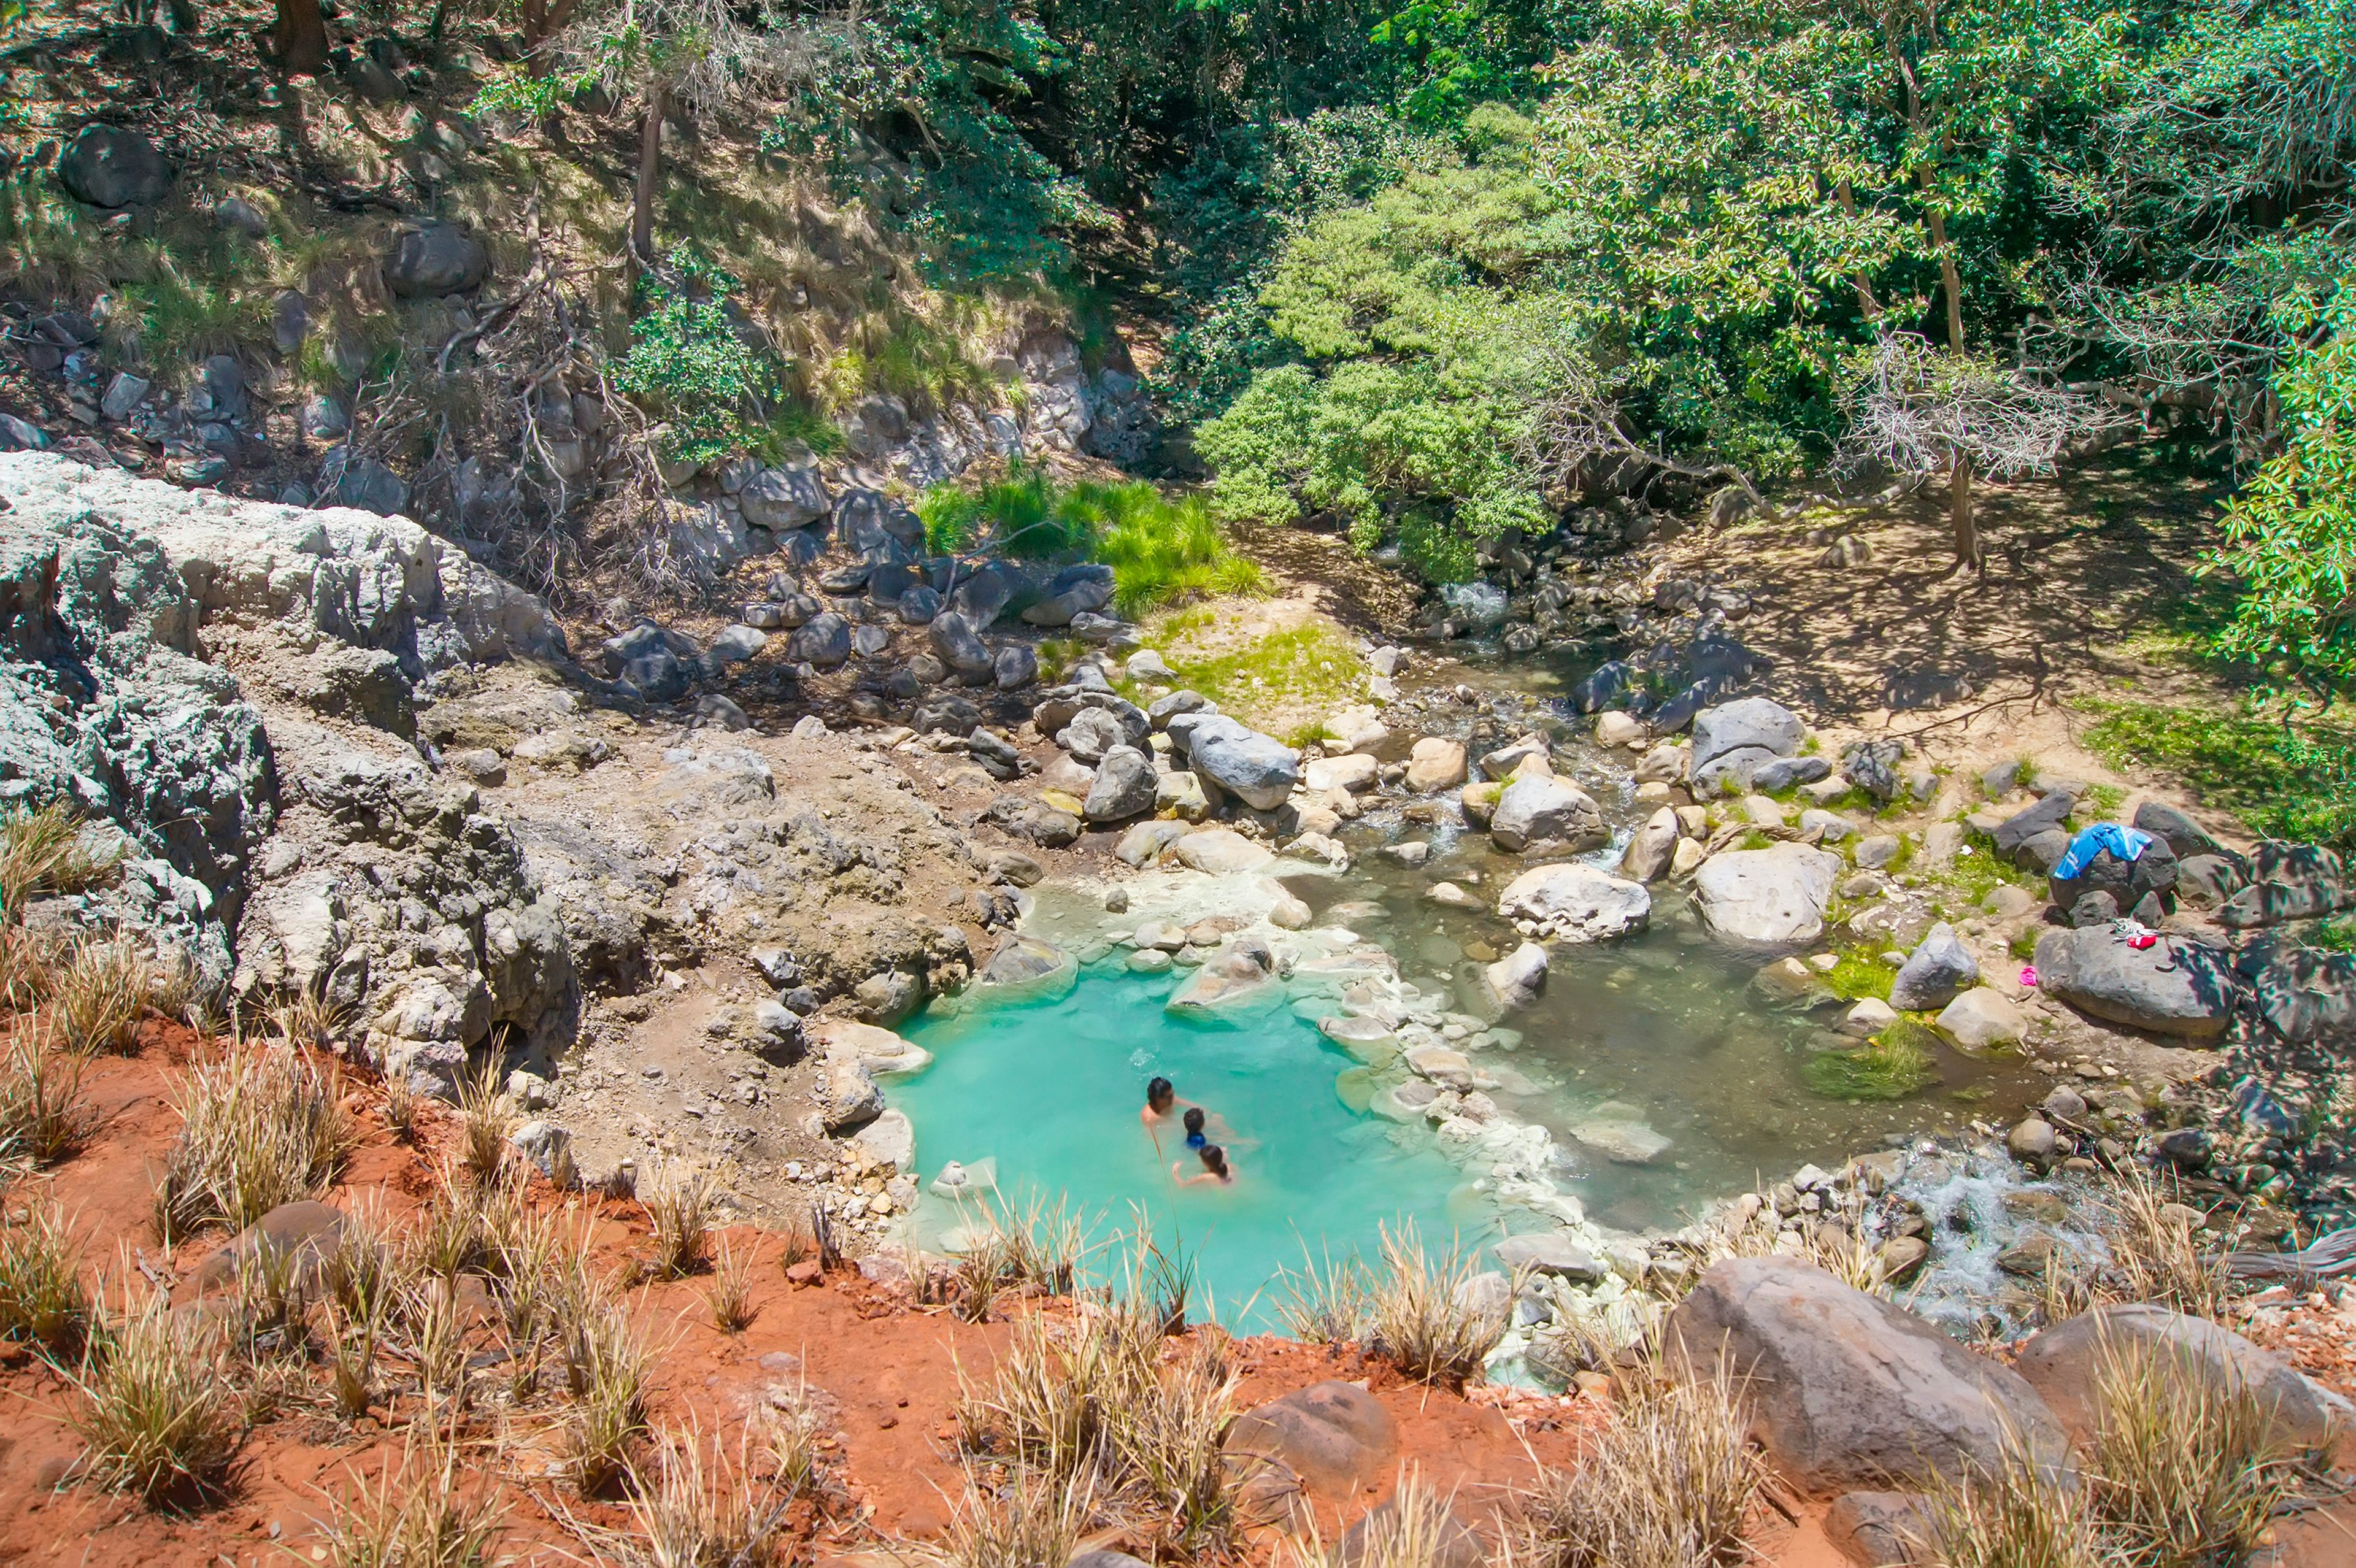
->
xmin=1822 ymin=950 xmax=1894 ymax=1002
xmin=2081 ymin=699 xmax=2356 ymax=848
xmin=918 ymin=465 xmax=1263 ymax=617
xmin=1153 ymin=623 xmax=1368 ymax=723
xmin=1803 ymin=1023 xmax=1936 ymax=1101
xmin=2314 ymin=917 xmax=2356 ymax=953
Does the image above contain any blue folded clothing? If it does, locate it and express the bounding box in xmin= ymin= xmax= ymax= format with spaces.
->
xmin=2054 ymin=822 xmax=2155 ymax=881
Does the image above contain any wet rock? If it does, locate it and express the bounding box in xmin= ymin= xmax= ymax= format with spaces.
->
xmin=1168 ymin=942 xmax=1280 ymax=1016
xmin=1666 ymin=1257 xmax=2068 ymax=1491
xmin=1693 ymin=843 xmax=1841 ymax=946
xmin=1084 ymin=745 xmax=1156 ymax=822
xmin=383 ymin=224 xmax=488 ymax=297
xmin=2007 ymin=1118 xmax=2058 ymax=1163
xmin=980 ymin=934 xmax=1078 ymax=999
xmin=1496 ymin=863 xmax=1650 ymax=942
xmin=2031 ymin=927 xmax=2236 ymax=1040
xmin=1483 ymin=941 xmax=1550 ymax=1011
xmin=1620 ymin=806 xmax=1681 ymax=883
xmin=2018 ymin=1305 xmax=2352 ymax=1457
xmin=1489 ymin=776 xmax=1607 ymax=854
xmin=1172 ymin=826 xmax=1274 ymax=874
xmin=1405 ymin=737 xmax=1468 ymax=791
xmin=59 ymin=124 xmax=174 ymax=208
xmin=1934 ymin=988 xmax=2025 ymax=1055
xmin=1571 ymin=1110 xmax=1671 ymax=1164
xmin=1889 ymin=923 xmax=1978 ymax=1011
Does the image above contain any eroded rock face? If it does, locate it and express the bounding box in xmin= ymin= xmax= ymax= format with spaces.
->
xmin=0 ymin=454 xmax=565 ymax=1002
xmin=1666 ymin=1257 xmax=2068 ymax=1493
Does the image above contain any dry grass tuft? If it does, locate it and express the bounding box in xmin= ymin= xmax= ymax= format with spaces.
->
xmin=644 ymin=1163 xmax=715 ymax=1280
xmin=0 ymin=1200 xmax=88 ymax=1353
xmin=50 ymin=939 xmax=153 ymax=1055
xmin=0 ymin=1025 xmax=90 ymax=1167
xmin=380 ymin=1061 xmax=420 ymax=1142
xmin=155 ymin=1042 xmax=352 ymax=1240
xmin=67 ymin=1295 xmax=244 ymax=1502
xmin=456 ymin=1054 xmax=511 ymax=1189
xmin=705 ymin=1234 xmax=756 ymax=1333
xmin=318 ymin=1434 xmax=507 ymax=1568
xmin=0 ymin=802 xmax=120 ymax=917
xmin=1364 ymin=1222 xmax=1505 ymax=1387
xmin=582 ymin=1421 xmax=795 ymax=1568
xmin=928 ymin=1466 xmax=1091 ymax=1568
xmin=1304 ymin=1473 xmax=1473 ymax=1568
xmin=2086 ymin=1332 xmax=2296 ymax=1566
xmin=0 ymin=923 xmax=50 ymax=1011
xmin=568 ymin=1301 xmax=652 ymax=1496
xmin=1509 ymin=1359 xmax=1761 ymax=1568
xmin=1914 ymin=1436 xmax=2101 ymax=1568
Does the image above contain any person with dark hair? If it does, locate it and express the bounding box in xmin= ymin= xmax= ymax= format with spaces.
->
xmin=1174 ymin=1142 xmax=1234 ymax=1186
xmin=1141 ymin=1075 xmax=1190 ymax=1153
xmin=1182 ymin=1106 xmax=1209 ymax=1150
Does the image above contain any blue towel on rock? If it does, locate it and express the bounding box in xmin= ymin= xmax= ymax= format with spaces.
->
xmin=2054 ymin=823 xmax=2155 ymax=880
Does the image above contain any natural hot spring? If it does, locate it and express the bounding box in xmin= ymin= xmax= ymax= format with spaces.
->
xmin=891 ymin=963 xmax=1478 ymax=1323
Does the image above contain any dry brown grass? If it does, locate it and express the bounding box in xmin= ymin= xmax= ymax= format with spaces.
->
xmin=0 ymin=1024 xmax=90 ymax=1167
xmin=1915 ymin=1435 xmax=2102 ymax=1568
xmin=67 ymin=1294 xmax=244 ymax=1502
xmin=2086 ymin=1332 xmax=2298 ymax=1567
xmin=456 ymin=1054 xmax=511 ymax=1189
xmin=567 ymin=1300 xmax=652 ymax=1495
xmin=155 ymin=1041 xmax=353 ymax=1240
xmin=318 ymin=1434 xmax=508 ymax=1568
xmin=572 ymin=1421 xmax=796 ymax=1568
xmin=1301 ymin=1473 xmax=1475 ymax=1568
xmin=1364 ymin=1223 xmax=1506 ymax=1387
xmin=0 ymin=802 xmax=120 ymax=917
xmin=1508 ymin=1357 xmax=1761 ymax=1568
xmin=928 ymin=1466 xmax=1092 ymax=1568
xmin=49 ymin=939 xmax=152 ymax=1055
xmin=644 ymin=1163 xmax=715 ymax=1280
xmin=705 ymin=1234 xmax=755 ymax=1333
xmin=0 ymin=1199 xmax=88 ymax=1353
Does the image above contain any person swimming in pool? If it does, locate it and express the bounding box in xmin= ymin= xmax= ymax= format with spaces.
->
xmin=1182 ymin=1107 xmax=1208 ymax=1150
xmin=1142 ymin=1078 xmax=1253 ymax=1156
xmin=1172 ymin=1142 xmax=1234 ymax=1186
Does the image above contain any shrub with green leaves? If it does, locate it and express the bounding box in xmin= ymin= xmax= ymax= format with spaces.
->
xmin=612 ymin=248 xmax=796 ymax=470
xmin=2201 ymin=277 xmax=2356 ymax=701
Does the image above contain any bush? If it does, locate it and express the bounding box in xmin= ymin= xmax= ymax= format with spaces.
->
xmin=614 ymin=247 xmax=806 ymax=471
xmin=68 ymin=1299 xmax=243 ymax=1501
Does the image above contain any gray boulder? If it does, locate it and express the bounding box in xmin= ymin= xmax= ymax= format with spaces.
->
xmin=738 ymin=464 xmax=830 ymax=531
xmin=328 ymin=454 xmax=410 ymax=517
xmin=2217 ymin=842 xmax=2353 ymax=930
xmin=1888 ymin=922 xmax=1979 ymax=1011
xmin=1992 ymin=792 xmax=2075 ymax=862
xmin=984 ymin=795 xmax=1082 ymax=848
xmin=1691 ymin=698 xmax=1806 ymax=773
xmin=1495 ymin=1233 xmax=1603 ymax=1281
xmin=927 ymin=610 xmax=995 ymax=681
xmin=786 ymin=612 xmax=851 ymax=669
xmin=383 ymin=225 xmax=488 ymax=298
xmin=2030 ymin=926 xmax=2237 ymax=1039
xmin=1483 ymin=941 xmax=1550 ymax=1010
xmin=1496 ymin=863 xmax=1650 ymax=942
xmin=1666 ymin=1258 xmax=2068 ymax=1492
xmin=1619 ymin=806 xmax=1680 ymax=882
xmin=2131 ymin=799 xmax=2225 ymax=861
xmin=59 ymin=124 xmax=173 ymax=208
xmin=2050 ymin=834 xmax=2177 ymax=917
xmin=897 ymin=585 xmax=942 ymax=625
xmin=1488 ymin=776 xmax=1607 ymax=853
xmin=1750 ymin=755 xmax=1831 ymax=794
xmin=993 ymin=643 xmax=1037 ymax=690
xmin=2017 ymin=1304 xmax=2350 ymax=1457
xmin=1057 ymin=705 xmax=1128 ymax=764
xmin=1693 ymin=842 xmax=1841 ymax=946
xmin=1084 ymin=746 xmax=1156 ymax=822
xmin=1841 ymin=739 xmax=1905 ymax=804
xmin=1185 ymin=717 xmax=1299 ymax=810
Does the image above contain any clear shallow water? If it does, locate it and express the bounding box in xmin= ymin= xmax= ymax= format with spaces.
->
xmin=893 ymin=966 xmax=1480 ymax=1325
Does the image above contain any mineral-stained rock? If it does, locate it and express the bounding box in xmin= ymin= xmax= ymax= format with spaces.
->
xmin=2031 ymin=926 xmax=2236 ymax=1039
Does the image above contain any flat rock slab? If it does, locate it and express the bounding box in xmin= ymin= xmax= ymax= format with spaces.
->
xmin=2031 ymin=926 xmax=2237 ymax=1040
xmin=1666 ymin=1257 xmax=2068 ymax=1493
xmin=1693 ymin=842 xmax=1841 ymax=946
xmin=1224 ymin=1380 xmax=1397 ymax=1524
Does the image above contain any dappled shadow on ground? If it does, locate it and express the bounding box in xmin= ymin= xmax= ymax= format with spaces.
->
xmin=1677 ymin=450 xmax=2237 ymax=732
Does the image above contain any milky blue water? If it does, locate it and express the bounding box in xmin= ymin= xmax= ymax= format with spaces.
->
xmin=893 ymin=963 xmax=1482 ymax=1325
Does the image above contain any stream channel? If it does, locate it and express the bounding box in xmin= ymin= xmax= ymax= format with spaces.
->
xmin=889 ymin=650 xmax=2054 ymax=1328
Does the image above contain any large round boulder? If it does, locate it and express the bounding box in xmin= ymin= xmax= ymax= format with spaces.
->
xmin=59 ymin=124 xmax=174 ymax=207
xmin=2030 ymin=926 xmax=2236 ymax=1039
xmin=1496 ymin=863 xmax=1650 ymax=942
xmin=383 ymin=224 xmax=489 ymax=297
xmin=1666 ymin=1257 xmax=2068 ymax=1493
xmin=1488 ymin=776 xmax=1606 ymax=854
xmin=1692 ymin=842 xmax=1841 ymax=946
xmin=1185 ymin=717 xmax=1299 ymax=812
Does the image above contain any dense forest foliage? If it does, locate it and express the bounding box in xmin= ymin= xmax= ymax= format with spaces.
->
xmin=456 ymin=0 xmax=2350 ymax=650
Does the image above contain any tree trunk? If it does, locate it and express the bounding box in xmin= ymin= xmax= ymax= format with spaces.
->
xmin=1922 ymin=201 xmax=1966 ymax=355
xmin=1950 ymin=455 xmax=1979 ymax=569
xmin=271 ymin=0 xmax=328 ymax=75
xmin=631 ymin=83 xmax=664 ymax=264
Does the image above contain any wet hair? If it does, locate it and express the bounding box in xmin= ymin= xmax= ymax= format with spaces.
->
xmin=1147 ymin=1076 xmax=1174 ymax=1109
xmin=1183 ymin=1107 xmax=1206 ymax=1136
xmin=1199 ymin=1143 xmax=1228 ymax=1177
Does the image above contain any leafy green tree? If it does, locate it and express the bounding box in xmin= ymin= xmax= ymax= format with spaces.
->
xmin=2203 ymin=279 xmax=2356 ymax=699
